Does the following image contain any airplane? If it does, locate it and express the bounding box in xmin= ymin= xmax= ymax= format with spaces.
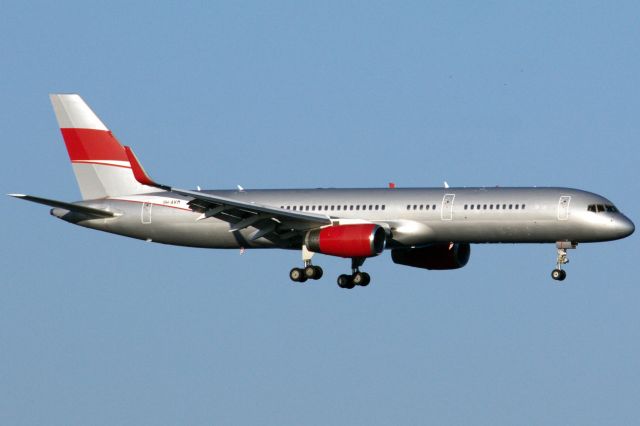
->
xmin=10 ymin=94 xmax=635 ymax=289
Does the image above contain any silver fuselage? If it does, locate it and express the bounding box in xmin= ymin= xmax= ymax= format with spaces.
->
xmin=53 ymin=186 xmax=634 ymax=250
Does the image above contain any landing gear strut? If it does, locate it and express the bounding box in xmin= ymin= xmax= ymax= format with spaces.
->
xmin=290 ymin=245 xmax=323 ymax=283
xmin=551 ymin=241 xmax=576 ymax=282
xmin=337 ymin=257 xmax=371 ymax=289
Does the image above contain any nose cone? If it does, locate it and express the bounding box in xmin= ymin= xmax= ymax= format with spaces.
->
xmin=614 ymin=215 xmax=635 ymax=239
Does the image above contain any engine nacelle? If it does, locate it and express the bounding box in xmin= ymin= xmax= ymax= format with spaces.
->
xmin=391 ymin=243 xmax=471 ymax=270
xmin=305 ymin=224 xmax=387 ymax=258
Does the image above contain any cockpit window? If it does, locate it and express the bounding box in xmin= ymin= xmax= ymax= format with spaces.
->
xmin=588 ymin=204 xmax=618 ymax=213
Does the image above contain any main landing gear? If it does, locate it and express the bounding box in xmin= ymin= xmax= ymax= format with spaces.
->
xmin=337 ymin=258 xmax=370 ymax=290
xmin=289 ymin=248 xmax=372 ymax=289
xmin=551 ymin=241 xmax=577 ymax=282
xmin=289 ymin=265 xmax=323 ymax=282
xmin=290 ymin=245 xmax=323 ymax=283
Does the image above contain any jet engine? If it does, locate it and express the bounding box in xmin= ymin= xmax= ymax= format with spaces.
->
xmin=305 ymin=224 xmax=387 ymax=258
xmin=391 ymin=243 xmax=471 ymax=270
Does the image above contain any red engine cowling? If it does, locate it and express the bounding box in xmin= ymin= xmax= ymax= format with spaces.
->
xmin=391 ymin=243 xmax=471 ymax=270
xmin=305 ymin=224 xmax=387 ymax=258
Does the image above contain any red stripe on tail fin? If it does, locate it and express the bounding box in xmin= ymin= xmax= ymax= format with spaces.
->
xmin=60 ymin=128 xmax=128 ymax=162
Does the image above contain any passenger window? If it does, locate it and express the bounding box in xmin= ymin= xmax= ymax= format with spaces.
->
xmin=490 ymin=204 xmax=493 ymax=209
xmin=433 ymin=205 xmax=436 ymax=210
xmin=350 ymin=206 xmax=354 ymax=211
xmin=515 ymin=204 xmax=519 ymax=210
xmin=476 ymin=204 xmax=481 ymax=210
xmin=496 ymin=204 xmax=500 ymax=210
xmin=337 ymin=205 xmax=341 ymax=211
xmin=375 ymin=205 xmax=379 ymax=210
xmin=464 ymin=205 xmax=468 ymax=210
xmin=509 ymin=204 xmax=513 ymax=209
xmin=419 ymin=205 xmax=424 ymax=210
xmin=470 ymin=205 xmax=474 ymax=210
xmin=502 ymin=204 xmax=506 ymax=209
xmin=522 ymin=204 xmax=526 ymax=210
xmin=382 ymin=205 xmax=386 ymax=210
xmin=406 ymin=205 xmax=411 ymax=210
xmin=483 ymin=204 xmax=487 ymax=210
xmin=413 ymin=204 xmax=417 ymax=210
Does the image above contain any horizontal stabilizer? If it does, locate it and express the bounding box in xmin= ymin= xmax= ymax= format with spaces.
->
xmin=8 ymin=194 xmax=117 ymax=218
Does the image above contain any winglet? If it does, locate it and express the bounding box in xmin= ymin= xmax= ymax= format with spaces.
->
xmin=124 ymin=146 xmax=170 ymax=190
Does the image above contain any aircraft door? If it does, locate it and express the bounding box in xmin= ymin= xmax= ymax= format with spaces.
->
xmin=441 ymin=193 xmax=455 ymax=220
xmin=142 ymin=202 xmax=152 ymax=224
xmin=558 ymin=196 xmax=571 ymax=220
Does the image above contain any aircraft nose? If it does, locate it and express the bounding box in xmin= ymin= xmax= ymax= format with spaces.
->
xmin=615 ymin=215 xmax=635 ymax=239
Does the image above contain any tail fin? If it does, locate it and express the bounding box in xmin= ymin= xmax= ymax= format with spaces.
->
xmin=50 ymin=94 xmax=156 ymax=200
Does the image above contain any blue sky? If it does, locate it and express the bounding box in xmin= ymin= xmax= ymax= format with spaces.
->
xmin=1 ymin=1 xmax=639 ymax=424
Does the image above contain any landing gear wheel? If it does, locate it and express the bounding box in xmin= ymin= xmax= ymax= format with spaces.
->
xmin=290 ymin=268 xmax=307 ymax=283
xmin=551 ymin=269 xmax=566 ymax=281
xmin=337 ymin=274 xmax=355 ymax=289
xmin=304 ymin=265 xmax=323 ymax=280
xmin=352 ymin=272 xmax=370 ymax=286
xmin=313 ymin=266 xmax=324 ymax=279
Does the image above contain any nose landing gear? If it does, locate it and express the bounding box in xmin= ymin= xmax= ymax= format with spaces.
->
xmin=551 ymin=241 xmax=576 ymax=282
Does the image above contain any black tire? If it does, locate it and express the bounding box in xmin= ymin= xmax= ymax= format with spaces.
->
xmin=337 ymin=274 xmax=355 ymax=289
xmin=313 ymin=266 xmax=324 ymax=280
xmin=304 ymin=265 xmax=317 ymax=279
xmin=290 ymin=268 xmax=305 ymax=282
xmin=304 ymin=265 xmax=323 ymax=280
xmin=359 ymin=272 xmax=371 ymax=286
xmin=551 ymin=269 xmax=563 ymax=281
xmin=353 ymin=272 xmax=370 ymax=286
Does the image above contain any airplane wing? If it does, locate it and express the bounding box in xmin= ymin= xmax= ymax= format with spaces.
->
xmin=124 ymin=147 xmax=332 ymax=240
xmin=9 ymin=194 xmax=118 ymax=218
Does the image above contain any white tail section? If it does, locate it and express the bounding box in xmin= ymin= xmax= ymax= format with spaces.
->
xmin=50 ymin=94 xmax=156 ymax=200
